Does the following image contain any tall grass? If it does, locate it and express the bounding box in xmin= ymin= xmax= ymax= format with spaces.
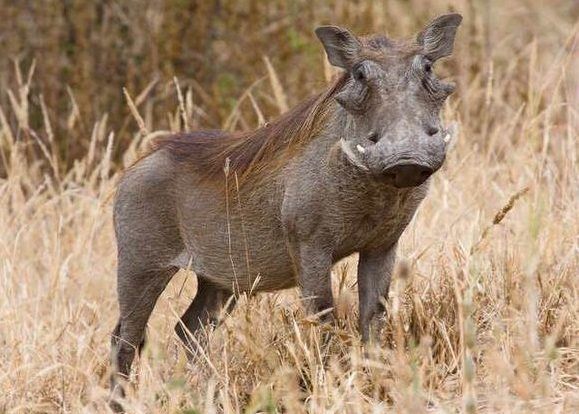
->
xmin=0 ymin=0 xmax=577 ymax=412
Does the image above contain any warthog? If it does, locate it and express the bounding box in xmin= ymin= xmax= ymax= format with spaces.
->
xmin=110 ymin=13 xmax=462 ymax=406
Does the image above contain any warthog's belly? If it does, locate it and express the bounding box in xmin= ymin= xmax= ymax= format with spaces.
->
xmin=173 ymin=184 xmax=296 ymax=293
xmin=173 ymin=236 xmax=296 ymax=293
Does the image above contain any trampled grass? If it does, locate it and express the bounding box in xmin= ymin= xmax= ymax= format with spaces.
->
xmin=0 ymin=1 xmax=577 ymax=412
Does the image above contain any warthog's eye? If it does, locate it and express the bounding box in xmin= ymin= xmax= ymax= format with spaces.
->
xmin=415 ymin=55 xmax=456 ymax=100
xmin=353 ymin=62 xmax=369 ymax=82
xmin=352 ymin=60 xmax=380 ymax=83
xmin=336 ymin=61 xmax=378 ymax=112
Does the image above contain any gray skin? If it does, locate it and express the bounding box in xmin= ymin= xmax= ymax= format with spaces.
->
xmin=109 ymin=13 xmax=462 ymax=409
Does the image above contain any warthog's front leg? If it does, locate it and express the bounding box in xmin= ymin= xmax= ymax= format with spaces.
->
xmin=294 ymin=242 xmax=334 ymax=321
xmin=357 ymin=244 xmax=397 ymax=343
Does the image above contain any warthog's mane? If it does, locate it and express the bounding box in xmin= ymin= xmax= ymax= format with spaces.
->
xmin=152 ymin=74 xmax=348 ymax=183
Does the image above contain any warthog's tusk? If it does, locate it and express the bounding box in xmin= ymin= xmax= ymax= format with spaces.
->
xmin=356 ymin=144 xmax=366 ymax=154
xmin=339 ymin=139 xmax=369 ymax=171
xmin=443 ymin=121 xmax=459 ymax=150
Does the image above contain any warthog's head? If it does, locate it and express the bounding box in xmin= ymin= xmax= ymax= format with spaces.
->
xmin=316 ymin=14 xmax=462 ymax=188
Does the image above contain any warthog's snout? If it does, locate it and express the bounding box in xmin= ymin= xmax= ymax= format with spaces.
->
xmin=382 ymin=163 xmax=434 ymax=188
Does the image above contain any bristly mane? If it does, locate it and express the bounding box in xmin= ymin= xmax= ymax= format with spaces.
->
xmin=152 ymin=75 xmax=347 ymax=183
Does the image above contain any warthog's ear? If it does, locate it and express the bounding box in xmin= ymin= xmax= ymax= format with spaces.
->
xmin=315 ymin=25 xmax=362 ymax=70
xmin=417 ymin=14 xmax=462 ymax=61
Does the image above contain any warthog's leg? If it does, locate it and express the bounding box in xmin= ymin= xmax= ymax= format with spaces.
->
xmin=357 ymin=245 xmax=397 ymax=344
xmin=110 ymin=266 xmax=177 ymax=411
xmin=294 ymin=243 xmax=334 ymax=320
xmin=175 ymin=277 xmax=236 ymax=359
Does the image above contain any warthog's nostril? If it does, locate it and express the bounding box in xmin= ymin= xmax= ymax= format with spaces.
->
xmin=383 ymin=164 xmax=434 ymax=188
xmin=367 ymin=132 xmax=379 ymax=143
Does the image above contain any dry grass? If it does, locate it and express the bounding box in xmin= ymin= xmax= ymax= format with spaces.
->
xmin=0 ymin=1 xmax=578 ymax=413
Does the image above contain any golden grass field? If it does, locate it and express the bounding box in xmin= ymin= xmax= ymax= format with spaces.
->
xmin=0 ymin=1 xmax=577 ymax=412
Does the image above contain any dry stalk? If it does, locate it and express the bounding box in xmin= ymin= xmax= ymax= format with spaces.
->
xmin=470 ymin=186 xmax=530 ymax=255
xmin=174 ymin=76 xmax=190 ymax=131
xmin=263 ymin=56 xmax=289 ymax=114
xmin=123 ymin=87 xmax=148 ymax=136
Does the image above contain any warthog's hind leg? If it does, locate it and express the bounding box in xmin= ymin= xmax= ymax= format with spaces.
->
xmin=109 ymin=266 xmax=178 ymax=412
xmin=175 ymin=277 xmax=236 ymax=359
